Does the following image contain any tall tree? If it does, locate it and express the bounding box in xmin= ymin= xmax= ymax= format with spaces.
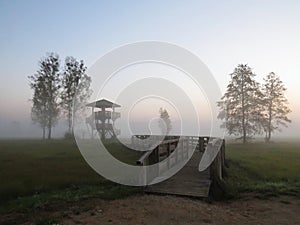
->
xmin=29 ymin=53 xmax=60 ymax=139
xmin=261 ymin=72 xmax=291 ymax=142
xmin=218 ymin=64 xmax=263 ymax=144
xmin=61 ymin=57 xmax=92 ymax=133
xmin=158 ymin=108 xmax=172 ymax=135
xmin=30 ymin=76 xmax=48 ymax=139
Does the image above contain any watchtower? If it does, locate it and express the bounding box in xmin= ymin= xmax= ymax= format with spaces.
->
xmin=86 ymin=99 xmax=121 ymax=139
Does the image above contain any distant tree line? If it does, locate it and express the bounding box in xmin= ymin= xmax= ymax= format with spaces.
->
xmin=29 ymin=53 xmax=92 ymax=139
xmin=218 ymin=64 xmax=291 ymax=143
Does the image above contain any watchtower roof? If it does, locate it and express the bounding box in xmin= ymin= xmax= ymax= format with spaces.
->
xmin=86 ymin=99 xmax=121 ymax=108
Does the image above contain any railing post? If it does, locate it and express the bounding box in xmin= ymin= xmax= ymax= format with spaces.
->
xmin=167 ymin=143 xmax=170 ymax=169
xmin=175 ymin=142 xmax=178 ymax=163
xmin=221 ymin=139 xmax=226 ymax=177
xmin=210 ymin=150 xmax=222 ymax=181
xmin=199 ymin=137 xmax=204 ymax=152
xmin=181 ymin=139 xmax=184 ymax=160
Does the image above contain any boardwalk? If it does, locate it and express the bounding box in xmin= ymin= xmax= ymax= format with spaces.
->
xmin=145 ymin=151 xmax=211 ymax=197
xmin=135 ymin=136 xmax=225 ymax=198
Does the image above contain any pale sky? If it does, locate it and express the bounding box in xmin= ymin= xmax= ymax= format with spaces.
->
xmin=0 ymin=0 xmax=299 ymax=138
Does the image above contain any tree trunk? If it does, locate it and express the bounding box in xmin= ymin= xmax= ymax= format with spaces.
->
xmin=42 ymin=126 xmax=45 ymax=140
xmin=266 ymin=100 xmax=273 ymax=143
xmin=48 ymin=118 xmax=52 ymax=139
xmin=267 ymin=130 xmax=271 ymax=143
xmin=266 ymin=82 xmax=274 ymax=143
xmin=68 ymin=114 xmax=72 ymax=133
xmin=48 ymin=127 xmax=52 ymax=139
xmin=68 ymin=105 xmax=72 ymax=133
xmin=243 ymin=129 xmax=246 ymax=144
xmin=265 ymin=131 xmax=268 ymax=142
xmin=241 ymin=73 xmax=246 ymax=144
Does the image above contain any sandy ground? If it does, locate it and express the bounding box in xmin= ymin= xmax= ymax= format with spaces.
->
xmin=59 ymin=195 xmax=300 ymax=225
xmin=2 ymin=194 xmax=300 ymax=225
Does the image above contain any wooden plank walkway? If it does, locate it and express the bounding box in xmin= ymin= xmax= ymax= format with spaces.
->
xmin=145 ymin=151 xmax=212 ymax=197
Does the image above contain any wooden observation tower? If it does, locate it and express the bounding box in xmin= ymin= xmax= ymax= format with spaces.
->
xmin=86 ymin=99 xmax=121 ymax=140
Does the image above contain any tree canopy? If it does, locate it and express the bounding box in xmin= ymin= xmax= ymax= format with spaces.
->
xmin=29 ymin=53 xmax=60 ymax=139
xmin=261 ymin=72 xmax=291 ymax=142
xmin=218 ymin=64 xmax=263 ymax=143
xmin=29 ymin=53 xmax=92 ymax=139
xmin=61 ymin=56 xmax=92 ymax=133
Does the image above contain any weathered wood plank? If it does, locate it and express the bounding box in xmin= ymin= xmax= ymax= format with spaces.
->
xmin=145 ymin=151 xmax=212 ymax=197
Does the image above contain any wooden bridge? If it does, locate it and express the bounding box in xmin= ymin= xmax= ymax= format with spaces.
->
xmin=133 ymin=136 xmax=226 ymax=198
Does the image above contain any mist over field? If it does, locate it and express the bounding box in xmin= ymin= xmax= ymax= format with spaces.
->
xmin=1 ymin=2 xmax=300 ymax=225
xmin=0 ymin=0 xmax=300 ymax=140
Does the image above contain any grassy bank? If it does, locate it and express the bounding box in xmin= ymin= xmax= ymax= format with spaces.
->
xmin=225 ymin=141 xmax=300 ymax=198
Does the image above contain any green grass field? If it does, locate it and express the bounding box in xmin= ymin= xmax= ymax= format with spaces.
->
xmin=0 ymin=139 xmax=141 ymax=213
xmin=225 ymin=141 xmax=300 ymax=198
xmin=0 ymin=139 xmax=299 ymax=213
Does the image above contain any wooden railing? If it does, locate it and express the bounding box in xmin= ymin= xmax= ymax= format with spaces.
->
xmin=133 ymin=135 xmax=226 ymax=183
xmin=134 ymin=136 xmax=218 ymax=165
xmin=136 ymin=137 xmax=181 ymax=166
xmin=134 ymin=136 xmax=192 ymax=184
xmin=94 ymin=111 xmax=121 ymax=120
xmin=134 ymin=136 xmax=188 ymax=165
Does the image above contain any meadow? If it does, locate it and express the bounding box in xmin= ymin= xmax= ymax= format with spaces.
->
xmin=0 ymin=139 xmax=141 ymax=213
xmin=225 ymin=140 xmax=300 ymax=198
xmin=0 ymin=138 xmax=299 ymax=213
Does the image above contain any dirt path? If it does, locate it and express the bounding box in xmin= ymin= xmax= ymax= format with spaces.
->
xmin=1 ymin=194 xmax=299 ymax=225
xmin=59 ymin=195 xmax=300 ymax=225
